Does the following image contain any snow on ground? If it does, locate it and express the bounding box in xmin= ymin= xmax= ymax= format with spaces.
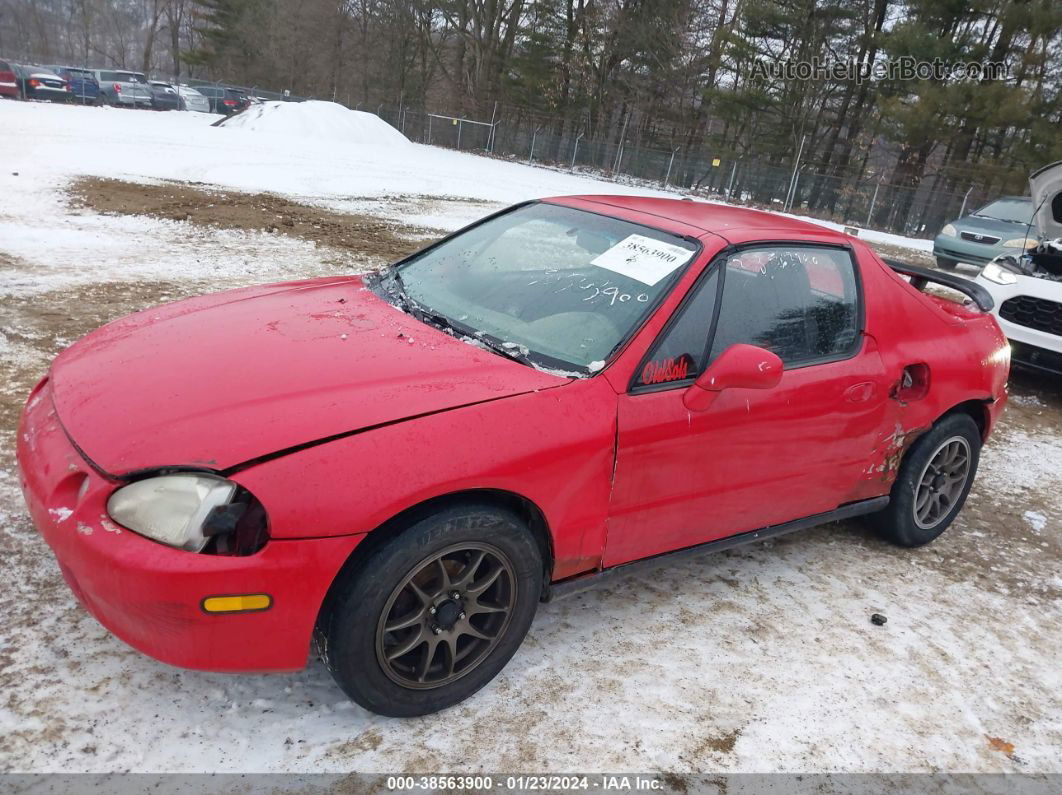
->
xmin=0 ymin=99 xmax=1060 ymax=776
xmin=215 ymin=100 xmax=412 ymax=147
xmin=1 ymin=101 xmax=937 ymax=245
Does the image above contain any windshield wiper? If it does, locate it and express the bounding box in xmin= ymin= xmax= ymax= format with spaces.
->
xmin=416 ymin=308 xmax=532 ymax=365
xmin=470 ymin=334 xmax=533 ymax=365
xmin=381 ymin=270 xmax=415 ymax=313
xmin=378 ymin=274 xmax=536 ymax=367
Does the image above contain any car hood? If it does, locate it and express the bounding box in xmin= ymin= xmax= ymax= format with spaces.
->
xmin=953 ymin=214 xmax=1029 ymax=240
xmin=49 ymin=276 xmax=569 ymax=476
xmin=1030 ymin=161 xmax=1062 ymax=240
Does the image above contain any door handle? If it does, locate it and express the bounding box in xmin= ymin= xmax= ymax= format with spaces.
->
xmin=843 ymin=382 xmax=875 ymax=403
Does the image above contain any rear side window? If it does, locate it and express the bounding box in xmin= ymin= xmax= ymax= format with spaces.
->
xmin=708 ymin=246 xmax=860 ymax=367
xmin=634 ymin=267 xmax=721 ymax=388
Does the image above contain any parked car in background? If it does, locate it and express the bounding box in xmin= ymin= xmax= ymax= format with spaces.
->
xmin=0 ymin=59 xmax=19 ymax=99
xmin=147 ymin=80 xmax=181 ymax=111
xmin=93 ymin=69 xmax=152 ymax=108
xmin=45 ymin=66 xmax=99 ymax=104
xmin=194 ymin=84 xmax=250 ymax=114
xmin=17 ymin=197 xmax=1009 ymax=717
xmin=12 ymin=64 xmax=70 ymax=102
xmin=975 ymin=163 xmax=1062 ymax=375
xmin=175 ymin=84 xmax=210 ymax=113
xmin=933 ymin=196 xmax=1036 ymax=271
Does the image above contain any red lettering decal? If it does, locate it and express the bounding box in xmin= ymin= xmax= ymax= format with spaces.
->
xmin=641 ymin=355 xmax=690 ymax=385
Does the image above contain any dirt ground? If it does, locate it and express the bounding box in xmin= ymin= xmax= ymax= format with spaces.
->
xmin=69 ymin=177 xmax=436 ymax=264
xmin=1 ymin=180 xmax=1059 ymax=775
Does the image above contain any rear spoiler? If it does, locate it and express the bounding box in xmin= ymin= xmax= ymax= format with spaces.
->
xmin=881 ymin=257 xmax=994 ymax=312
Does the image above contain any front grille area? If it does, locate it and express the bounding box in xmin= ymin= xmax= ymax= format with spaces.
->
xmin=999 ymin=295 xmax=1062 ymax=336
xmin=960 ymin=231 xmax=1001 ymax=244
xmin=1009 ymin=341 xmax=1062 ymax=375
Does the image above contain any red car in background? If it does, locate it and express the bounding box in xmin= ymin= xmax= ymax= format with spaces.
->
xmin=17 ymin=197 xmax=1008 ymax=717
xmin=0 ymin=59 xmax=22 ymax=98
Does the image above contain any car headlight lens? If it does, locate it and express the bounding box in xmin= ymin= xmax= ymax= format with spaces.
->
xmin=107 ymin=474 xmax=237 ymax=552
xmin=980 ymin=262 xmax=1018 ymax=286
xmin=941 ymin=224 xmax=957 ymax=237
xmin=1002 ymin=237 xmax=1036 ymax=249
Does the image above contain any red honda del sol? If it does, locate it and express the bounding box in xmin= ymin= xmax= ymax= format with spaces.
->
xmin=17 ymin=196 xmax=1009 ymax=716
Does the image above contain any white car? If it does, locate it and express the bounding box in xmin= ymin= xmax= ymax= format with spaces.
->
xmin=976 ymin=161 xmax=1062 ymax=375
xmin=176 ymin=84 xmax=210 ymax=113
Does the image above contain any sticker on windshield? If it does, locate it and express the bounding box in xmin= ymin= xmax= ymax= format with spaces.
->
xmin=590 ymin=234 xmax=692 ymax=286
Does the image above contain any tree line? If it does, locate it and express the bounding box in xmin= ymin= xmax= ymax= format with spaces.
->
xmin=4 ymin=0 xmax=1061 ymax=234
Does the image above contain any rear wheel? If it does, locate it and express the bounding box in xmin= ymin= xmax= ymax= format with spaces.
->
xmin=873 ymin=413 xmax=981 ymax=547
xmin=935 ymin=256 xmax=959 ymax=271
xmin=321 ymin=503 xmax=542 ymax=717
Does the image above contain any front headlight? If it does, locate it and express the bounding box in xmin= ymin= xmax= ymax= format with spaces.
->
xmin=107 ymin=474 xmax=237 ymax=552
xmin=940 ymin=224 xmax=957 ymax=237
xmin=980 ymin=262 xmax=1018 ymax=286
xmin=1002 ymin=237 xmax=1036 ymax=250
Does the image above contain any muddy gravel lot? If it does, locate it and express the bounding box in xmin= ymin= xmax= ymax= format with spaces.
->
xmin=1 ymin=176 xmax=1060 ymax=777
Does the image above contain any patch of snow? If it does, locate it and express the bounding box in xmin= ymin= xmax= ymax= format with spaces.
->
xmin=1023 ymin=511 xmax=1048 ymax=532
xmin=980 ymin=427 xmax=1062 ymax=498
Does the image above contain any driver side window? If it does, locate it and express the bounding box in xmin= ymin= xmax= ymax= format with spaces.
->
xmin=708 ymin=246 xmax=860 ymax=367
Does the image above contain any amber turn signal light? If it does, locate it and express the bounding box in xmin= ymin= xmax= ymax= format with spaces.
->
xmin=201 ymin=594 xmax=272 ymax=614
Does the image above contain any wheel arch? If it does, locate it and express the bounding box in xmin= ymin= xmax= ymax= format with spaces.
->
xmin=938 ymin=397 xmax=992 ymax=440
xmin=316 ymin=488 xmax=555 ymax=629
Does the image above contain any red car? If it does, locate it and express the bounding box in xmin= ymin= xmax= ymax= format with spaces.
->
xmin=17 ymin=197 xmax=1008 ymax=716
xmin=0 ymin=59 xmax=21 ymax=99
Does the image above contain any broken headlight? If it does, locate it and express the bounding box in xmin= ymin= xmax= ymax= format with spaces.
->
xmin=107 ymin=473 xmax=267 ymax=554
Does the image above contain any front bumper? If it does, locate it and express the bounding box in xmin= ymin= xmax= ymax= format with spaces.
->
xmin=975 ymin=273 xmax=1062 ymax=371
xmin=933 ymin=235 xmax=1016 ymax=267
xmin=16 ymin=376 xmax=364 ymax=672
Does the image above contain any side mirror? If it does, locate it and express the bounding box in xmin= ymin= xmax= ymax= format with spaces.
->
xmin=683 ymin=344 xmax=783 ymax=411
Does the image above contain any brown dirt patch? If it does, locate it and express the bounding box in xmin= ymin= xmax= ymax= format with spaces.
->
xmin=68 ymin=177 xmax=438 ymax=264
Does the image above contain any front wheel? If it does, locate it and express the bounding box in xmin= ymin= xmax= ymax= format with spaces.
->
xmin=321 ymin=503 xmax=543 ymax=717
xmin=935 ymin=256 xmax=959 ymax=271
xmin=872 ymin=413 xmax=981 ymax=547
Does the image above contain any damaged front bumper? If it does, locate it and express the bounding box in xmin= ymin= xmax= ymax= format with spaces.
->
xmin=15 ymin=375 xmax=363 ymax=673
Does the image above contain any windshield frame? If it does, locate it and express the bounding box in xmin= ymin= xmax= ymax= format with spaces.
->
xmin=376 ymin=200 xmax=704 ymax=376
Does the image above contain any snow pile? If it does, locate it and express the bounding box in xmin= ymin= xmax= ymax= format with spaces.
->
xmin=216 ymin=100 xmax=410 ymax=146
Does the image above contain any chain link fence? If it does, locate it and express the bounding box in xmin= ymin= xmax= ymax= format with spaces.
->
xmin=374 ymin=104 xmax=1001 ymax=240
xmin=388 ymin=105 xmax=999 ymax=240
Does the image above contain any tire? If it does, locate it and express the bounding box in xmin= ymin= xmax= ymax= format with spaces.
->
xmin=872 ymin=413 xmax=981 ymax=547
xmin=321 ymin=502 xmax=543 ymax=717
xmin=935 ymin=256 xmax=958 ymax=271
